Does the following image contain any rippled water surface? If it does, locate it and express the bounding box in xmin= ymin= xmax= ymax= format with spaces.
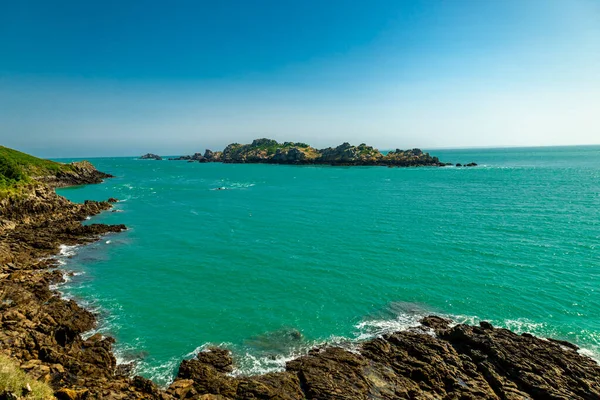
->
xmin=55 ymin=146 xmax=600 ymax=384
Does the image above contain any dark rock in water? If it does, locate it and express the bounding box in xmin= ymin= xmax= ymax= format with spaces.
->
xmin=479 ymin=320 xmax=494 ymax=330
xmin=244 ymin=328 xmax=305 ymax=355
xmin=421 ymin=315 xmax=452 ymax=330
xmin=139 ymin=153 xmax=162 ymax=160
xmin=107 ymin=197 xmax=118 ymax=203
xmin=171 ymin=150 xmax=222 ymax=162
xmin=456 ymin=163 xmax=462 ymax=167
xmin=466 ymin=162 xmax=478 ymax=167
xmin=167 ymin=316 xmax=600 ymax=399
xmin=169 ymin=155 xmax=191 ymax=161
xmin=195 ymin=347 xmax=234 ymax=373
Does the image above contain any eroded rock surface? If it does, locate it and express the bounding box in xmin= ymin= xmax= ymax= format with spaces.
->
xmin=167 ymin=316 xmax=600 ymax=399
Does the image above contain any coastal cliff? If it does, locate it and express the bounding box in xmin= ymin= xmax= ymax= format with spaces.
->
xmin=1 ymin=146 xmax=597 ymax=400
xmin=167 ymin=138 xmax=473 ymax=167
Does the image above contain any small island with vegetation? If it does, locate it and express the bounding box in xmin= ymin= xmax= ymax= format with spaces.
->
xmin=163 ymin=138 xmax=478 ymax=167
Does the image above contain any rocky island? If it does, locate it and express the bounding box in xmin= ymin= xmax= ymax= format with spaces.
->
xmin=1 ymin=145 xmax=597 ymax=399
xmin=168 ymin=138 xmax=478 ymax=167
xmin=140 ymin=153 xmax=163 ymax=160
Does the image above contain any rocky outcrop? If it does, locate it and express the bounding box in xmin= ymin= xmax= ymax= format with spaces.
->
xmin=456 ymin=162 xmax=478 ymax=167
xmin=140 ymin=153 xmax=163 ymax=160
xmin=169 ymin=150 xmax=223 ymax=163
xmin=32 ymin=161 xmax=113 ymax=188
xmin=203 ymin=150 xmax=222 ymax=162
xmin=165 ymin=316 xmax=600 ymax=399
xmin=169 ymin=153 xmax=204 ymax=162
xmin=384 ymin=148 xmax=441 ymax=167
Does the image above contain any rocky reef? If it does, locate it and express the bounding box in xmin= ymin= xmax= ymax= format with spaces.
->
xmin=140 ymin=153 xmax=163 ymax=160
xmin=163 ymin=316 xmax=600 ymax=400
xmin=170 ymin=138 xmax=476 ymax=167
xmin=2 ymin=146 xmax=598 ymax=400
xmin=169 ymin=150 xmax=222 ymax=163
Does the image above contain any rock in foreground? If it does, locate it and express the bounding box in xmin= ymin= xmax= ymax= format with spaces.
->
xmin=167 ymin=316 xmax=600 ymax=399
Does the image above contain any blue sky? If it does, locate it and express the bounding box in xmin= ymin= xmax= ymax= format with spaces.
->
xmin=1 ymin=0 xmax=599 ymax=157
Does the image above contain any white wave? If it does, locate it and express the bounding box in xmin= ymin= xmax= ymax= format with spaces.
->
xmin=354 ymin=312 xmax=425 ymax=340
xmin=137 ymin=358 xmax=181 ymax=388
xmin=184 ymin=342 xmax=234 ymax=359
xmin=579 ymin=348 xmax=600 ymax=364
xmin=59 ymin=244 xmax=79 ymax=257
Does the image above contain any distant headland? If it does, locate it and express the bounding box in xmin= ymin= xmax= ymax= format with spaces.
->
xmin=142 ymin=138 xmax=478 ymax=167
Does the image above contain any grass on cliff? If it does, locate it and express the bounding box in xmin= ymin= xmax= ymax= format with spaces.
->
xmin=0 ymin=146 xmax=73 ymax=196
xmin=0 ymin=355 xmax=55 ymax=399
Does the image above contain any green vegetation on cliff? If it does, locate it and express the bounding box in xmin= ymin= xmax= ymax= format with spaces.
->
xmin=0 ymin=146 xmax=75 ymax=189
xmin=0 ymin=146 xmax=111 ymax=198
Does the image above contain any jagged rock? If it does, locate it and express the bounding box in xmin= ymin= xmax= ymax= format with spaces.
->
xmin=140 ymin=153 xmax=162 ymax=160
xmin=55 ymin=388 xmax=89 ymax=400
xmin=167 ymin=316 xmax=600 ymax=400
xmin=195 ymin=348 xmax=234 ymax=373
xmin=166 ymin=379 xmax=195 ymax=399
xmin=132 ymin=376 xmax=161 ymax=397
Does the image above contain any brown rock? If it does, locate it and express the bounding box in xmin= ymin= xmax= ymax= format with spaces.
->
xmin=55 ymin=388 xmax=89 ymax=400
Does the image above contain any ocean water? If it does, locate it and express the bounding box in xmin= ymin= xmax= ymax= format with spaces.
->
xmin=54 ymin=146 xmax=600 ymax=385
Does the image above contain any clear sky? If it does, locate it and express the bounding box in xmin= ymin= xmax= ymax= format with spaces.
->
xmin=1 ymin=0 xmax=599 ymax=157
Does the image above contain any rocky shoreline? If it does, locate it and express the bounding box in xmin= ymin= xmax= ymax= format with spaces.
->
xmin=1 ymin=157 xmax=598 ymax=399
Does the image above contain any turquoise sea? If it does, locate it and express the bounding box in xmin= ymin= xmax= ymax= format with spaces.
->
xmin=55 ymin=146 xmax=600 ymax=385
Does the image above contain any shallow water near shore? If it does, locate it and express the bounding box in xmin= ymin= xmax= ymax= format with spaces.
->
xmin=54 ymin=146 xmax=600 ymax=385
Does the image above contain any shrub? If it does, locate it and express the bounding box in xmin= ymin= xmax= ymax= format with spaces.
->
xmin=0 ymin=354 xmax=55 ymax=399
